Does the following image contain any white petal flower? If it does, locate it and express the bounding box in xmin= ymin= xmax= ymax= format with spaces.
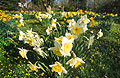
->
xmin=33 ymin=47 xmax=47 ymax=56
xmin=97 ymin=29 xmax=103 ymax=39
xmin=18 ymin=48 xmax=29 ymax=59
xmin=61 ymin=37 xmax=73 ymax=57
xmin=77 ymin=15 xmax=90 ymax=26
xmin=88 ymin=36 xmax=95 ymax=49
xmin=49 ymin=61 xmax=67 ymax=75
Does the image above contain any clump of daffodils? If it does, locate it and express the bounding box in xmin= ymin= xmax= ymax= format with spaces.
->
xmin=18 ymin=28 xmax=47 ymax=58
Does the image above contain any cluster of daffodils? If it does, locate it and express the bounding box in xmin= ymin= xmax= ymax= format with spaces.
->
xmin=48 ymin=15 xmax=103 ymax=75
xmin=18 ymin=14 xmax=103 ymax=76
xmin=18 ymin=28 xmax=48 ymax=71
xmin=35 ymin=12 xmax=52 ymax=22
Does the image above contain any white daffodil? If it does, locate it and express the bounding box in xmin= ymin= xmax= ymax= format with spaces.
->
xmin=19 ymin=31 xmax=25 ymax=40
xmin=66 ymin=51 xmax=85 ymax=68
xmin=97 ymin=29 xmax=103 ymax=39
xmin=18 ymin=48 xmax=29 ymax=59
xmin=65 ymin=33 xmax=77 ymax=41
xmin=77 ymin=15 xmax=90 ymax=26
xmin=88 ymin=36 xmax=95 ymax=49
xmin=51 ymin=18 xmax=57 ymax=28
xmin=46 ymin=26 xmax=52 ymax=35
xmin=24 ymin=38 xmax=36 ymax=46
xmin=20 ymin=18 xmax=24 ymax=26
xmin=66 ymin=57 xmax=85 ymax=68
xmin=71 ymin=23 xmax=84 ymax=35
xmin=55 ymin=36 xmax=63 ymax=45
xmin=48 ymin=41 xmax=63 ymax=56
xmin=26 ymin=28 xmax=33 ymax=38
xmin=49 ymin=61 xmax=67 ymax=75
xmin=33 ymin=47 xmax=47 ymax=56
xmin=61 ymin=37 xmax=73 ymax=57
xmin=68 ymin=19 xmax=76 ymax=30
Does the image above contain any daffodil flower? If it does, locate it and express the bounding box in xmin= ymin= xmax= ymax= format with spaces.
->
xmin=65 ymin=33 xmax=77 ymax=41
xmin=66 ymin=51 xmax=85 ymax=68
xmin=48 ymin=41 xmax=63 ymax=56
xmin=18 ymin=48 xmax=29 ymax=59
xmin=61 ymin=37 xmax=73 ymax=57
xmin=97 ymin=29 xmax=103 ymax=39
xmin=19 ymin=31 xmax=25 ymax=40
xmin=77 ymin=15 xmax=90 ymax=26
xmin=88 ymin=36 xmax=95 ymax=49
xmin=33 ymin=47 xmax=47 ymax=56
xmin=28 ymin=61 xmax=40 ymax=72
xmin=49 ymin=61 xmax=67 ymax=75
xmin=46 ymin=26 xmax=52 ymax=35
xmin=55 ymin=36 xmax=63 ymax=44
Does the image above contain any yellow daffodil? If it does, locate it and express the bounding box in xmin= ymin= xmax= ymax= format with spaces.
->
xmin=97 ymin=29 xmax=103 ymax=39
xmin=49 ymin=61 xmax=67 ymax=75
xmin=65 ymin=33 xmax=77 ymax=40
xmin=66 ymin=57 xmax=85 ymax=68
xmin=55 ymin=36 xmax=63 ymax=44
xmin=18 ymin=48 xmax=29 ymax=59
xmin=66 ymin=52 xmax=85 ymax=68
xmin=28 ymin=61 xmax=40 ymax=72
xmin=33 ymin=47 xmax=47 ymax=56
xmin=24 ymin=38 xmax=36 ymax=46
xmin=48 ymin=41 xmax=63 ymax=56
xmin=17 ymin=24 xmax=22 ymax=27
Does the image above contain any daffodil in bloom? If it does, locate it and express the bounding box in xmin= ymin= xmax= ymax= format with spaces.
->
xmin=24 ymin=38 xmax=36 ymax=46
xmin=65 ymin=33 xmax=77 ymax=41
xmin=46 ymin=26 xmax=52 ymax=35
xmin=28 ymin=61 xmax=40 ymax=72
xmin=19 ymin=30 xmax=25 ymax=40
xmin=97 ymin=29 xmax=103 ymax=39
xmin=55 ymin=36 xmax=63 ymax=44
xmin=66 ymin=57 xmax=85 ymax=68
xmin=77 ymin=15 xmax=90 ymax=26
xmin=49 ymin=61 xmax=67 ymax=75
xmin=48 ymin=41 xmax=63 ymax=56
xmin=88 ymin=36 xmax=95 ymax=49
xmin=68 ymin=19 xmax=76 ymax=30
xmin=51 ymin=18 xmax=57 ymax=29
xmin=33 ymin=47 xmax=47 ymax=56
xmin=20 ymin=18 xmax=24 ymax=26
xmin=66 ymin=52 xmax=85 ymax=68
xmin=18 ymin=48 xmax=29 ymax=59
xmin=61 ymin=37 xmax=73 ymax=56
xmin=71 ymin=23 xmax=84 ymax=35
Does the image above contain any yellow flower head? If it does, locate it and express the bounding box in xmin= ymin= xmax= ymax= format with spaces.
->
xmin=49 ymin=61 xmax=67 ymax=75
xmin=66 ymin=57 xmax=85 ymax=68
xmin=48 ymin=41 xmax=63 ymax=56
xmin=61 ymin=37 xmax=73 ymax=56
xmin=17 ymin=24 xmax=22 ymax=27
xmin=55 ymin=36 xmax=63 ymax=44
xmin=2 ymin=17 xmax=7 ymax=22
xmin=18 ymin=48 xmax=29 ymax=59
xmin=72 ymin=26 xmax=82 ymax=35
